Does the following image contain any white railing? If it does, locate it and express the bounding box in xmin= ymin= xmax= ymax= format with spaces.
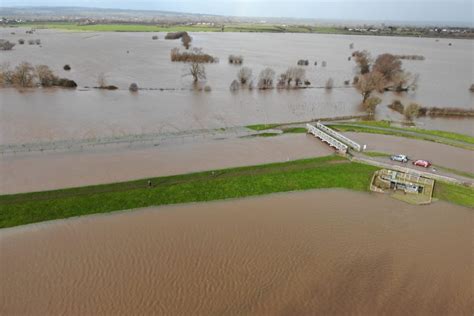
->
xmin=306 ymin=124 xmax=348 ymax=153
xmin=316 ymin=122 xmax=365 ymax=152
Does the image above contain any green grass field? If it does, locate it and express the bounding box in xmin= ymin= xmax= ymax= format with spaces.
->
xmin=17 ymin=22 xmax=345 ymax=34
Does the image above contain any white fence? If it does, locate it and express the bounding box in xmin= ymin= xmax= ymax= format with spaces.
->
xmin=306 ymin=124 xmax=348 ymax=153
xmin=316 ymin=122 xmax=365 ymax=152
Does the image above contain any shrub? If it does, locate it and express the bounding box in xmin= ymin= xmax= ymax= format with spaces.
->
xmin=353 ymin=76 xmax=359 ymax=84
xmin=404 ymin=102 xmax=420 ymax=120
xmin=55 ymin=78 xmax=77 ymax=88
xmin=349 ymin=43 xmax=354 ymax=49
xmin=388 ymin=100 xmax=404 ymax=114
xmin=230 ymin=79 xmax=240 ymax=91
xmin=0 ymin=63 xmax=13 ymax=86
xmin=35 ymin=39 xmax=41 ymax=45
xmin=321 ymin=61 xmax=327 ymax=67
xmin=63 ymin=64 xmax=71 ymax=71
xmin=18 ymin=39 xmax=25 ymax=45
xmin=304 ymin=80 xmax=311 ymax=86
xmin=204 ymin=85 xmax=212 ymax=92
xmin=170 ymin=47 xmax=217 ymax=63
xmin=35 ymin=65 xmax=56 ymax=87
xmin=257 ymin=67 xmax=275 ymax=89
xmin=352 ymin=50 xmax=371 ymax=74
xmin=152 ymin=35 xmax=158 ymax=40
xmin=237 ymin=67 xmax=252 ymax=84
xmin=344 ymin=80 xmax=350 ymax=85
xmin=165 ymin=32 xmax=188 ymax=40
xmin=470 ymin=84 xmax=474 ymax=92
xmin=28 ymin=39 xmax=35 ymax=45
xmin=129 ymin=83 xmax=139 ymax=92
xmin=297 ymin=59 xmax=309 ymax=66
xmin=97 ymin=73 xmax=107 ymax=88
xmin=325 ymin=78 xmax=334 ymax=90
xmin=0 ymin=39 xmax=15 ymax=51
xmin=229 ymin=55 xmax=243 ymax=64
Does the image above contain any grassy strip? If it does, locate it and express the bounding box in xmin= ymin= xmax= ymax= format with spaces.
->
xmin=282 ymin=127 xmax=307 ymax=134
xmin=1 ymin=156 xmax=382 ymax=228
xmin=246 ymin=124 xmax=281 ymax=131
xmin=433 ymin=182 xmax=474 ymax=208
xmin=363 ymin=151 xmax=390 ymax=158
xmin=434 ymin=165 xmax=474 ymax=180
xmin=341 ymin=121 xmax=474 ymax=145
xmin=330 ymin=125 xmax=474 ymax=150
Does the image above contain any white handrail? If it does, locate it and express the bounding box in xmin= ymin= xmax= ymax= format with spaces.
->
xmin=306 ymin=124 xmax=348 ymax=153
xmin=316 ymin=122 xmax=365 ymax=151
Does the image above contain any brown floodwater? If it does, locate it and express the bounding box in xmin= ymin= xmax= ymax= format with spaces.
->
xmin=1 ymin=190 xmax=472 ymax=315
xmin=0 ymin=29 xmax=473 ymax=145
xmin=0 ymin=134 xmax=334 ymax=194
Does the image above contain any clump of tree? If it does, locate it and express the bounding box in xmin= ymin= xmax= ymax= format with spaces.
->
xmin=129 ymin=83 xmax=139 ymax=92
xmin=325 ymin=78 xmax=334 ymax=90
xmin=229 ymin=55 xmax=243 ymax=64
xmin=352 ymin=51 xmax=419 ymax=114
xmin=18 ymin=39 xmax=25 ymax=45
xmin=388 ymin=100 xmax=404 ymax=114
xmin=35 ymin=39 xmax=41 ymax=45
xmin=152 ymin=35 xmax=158 ymax=40
xmin=187 ymin=62 xmax=206 ymax=82
xmin=28 ymin=39 xmax=35 ymax=45
xmin=204 ymin=85 xmax=212 ymax=92
xmin=0 ymin=39 xmax=15 ymax=51
xmin=237 ymin=67 xmax=252 ymax=84
xmin=363 ymin=97 xmax=382 ymax=115
xmin=181 ymin=33 xmax=192 ymax=49
xmin=63 ymin=64 xmax=71 ymax=71
xmin=344 ymin=80 xmax=350 ymax=85
xmin=469 ymin=84 xmax=474 ymax=92
xmin=170 ymin=47 xmax=217 ymax=63
xmin=278 ymin=67 xmax=306 ymax=88
xmin=165 ymin=31 xmax=189 ymax=40
xmin=297 ymin=59 xmax=309 ymax=66
xmin=321 ymin=61 xmax=327 ymax=67
xmin=257 ymin=67 xmax=275 ymax=89
xmin=0 ymin=62 xmax=77 ymax=88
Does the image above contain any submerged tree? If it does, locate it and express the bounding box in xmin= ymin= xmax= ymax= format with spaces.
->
xmin=356 ymin=71 xmax=385 ymax=104
xmin=352 ymin=50 xmax=372 ymax=74
xmin=237 ymin=67 xmax=252 ymax=84
xmin=257 ymin=67 xmax=275 ymax=89
xmin=181 ymin=33 xmax=192 ymax=49
xmin=188 ymin=62 xmax=206 ymax=82
xmin=11 ymin=62 xmax=36 ymax=87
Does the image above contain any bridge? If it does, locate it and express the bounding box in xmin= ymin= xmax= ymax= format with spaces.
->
xmin=306 ymin=124 xmax=348 ymax=153
xmin=316 ymin=122 xmax=365 ymax=152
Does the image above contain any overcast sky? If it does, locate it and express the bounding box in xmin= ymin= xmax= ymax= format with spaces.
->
xmin=3 ymin=0 xmax=473 ymax=24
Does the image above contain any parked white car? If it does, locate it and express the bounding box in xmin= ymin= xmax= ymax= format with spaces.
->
xmin=390 ymin=154 xmax=408 ymax=163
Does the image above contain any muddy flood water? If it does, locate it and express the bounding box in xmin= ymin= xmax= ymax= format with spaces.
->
xmin=0 ymin=29 xmax=473 ymax=146
xmin=1 ymin=190 xmax=472 ymax=315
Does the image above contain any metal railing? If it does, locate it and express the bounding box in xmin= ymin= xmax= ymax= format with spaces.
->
xmin=316 ymin=122 xmax=365 ymax=152
xmin=306 ymin=124 xmax=348 ymax=153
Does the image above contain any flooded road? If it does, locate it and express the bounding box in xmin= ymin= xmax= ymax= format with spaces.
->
xmin=0 ymin=29 xmax=473 ymax=145
xmin=0 ymin=134 xmax=334 ymax=194
xmin=1 ymin=190 xmax=472 ymax=315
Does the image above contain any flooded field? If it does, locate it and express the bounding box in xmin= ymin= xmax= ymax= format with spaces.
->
xmin=0 ymin=29 xmax=473 ymax=145
xmin=1 ymin=190 xmax=472 ymax=315
xmin=0 ymin=134 xmax=334 ymax=194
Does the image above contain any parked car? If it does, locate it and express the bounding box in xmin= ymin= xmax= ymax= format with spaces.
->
xmin=390 ymin=154 xmax=408 ymax=163
xmin=412 ymin=160 xmax=432 ymax=168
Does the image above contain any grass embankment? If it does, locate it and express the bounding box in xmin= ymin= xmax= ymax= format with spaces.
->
xmin=1 ymin=156 xmax=378 ymax=228
xmin=434 ymin=182 xmax=474 ymax=208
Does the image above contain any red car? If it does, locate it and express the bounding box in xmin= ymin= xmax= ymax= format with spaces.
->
xmin=412 ymin=160 xmax=432 ymax=168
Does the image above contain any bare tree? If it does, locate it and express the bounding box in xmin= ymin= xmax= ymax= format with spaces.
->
xmin=97 ymin=73 xmax=107 ymax=88
xmin=230 ymin=79 xmax=240 ymax=91
xmin=36 ymin=65 xmax=57 ymax=87
xmin=470 ymin=84 xmax=474 ymax=92
xmin=356 ymin=71 xmax=385 ymax=104
xmin=373 ymin=53 xmax=402 ymax=82
xmin=0 ymin=63 xmax=13 ymax=86
xmin=129 ymin=83 xmax=139 ymax=92
xmin=352 ymin=50 xmax=372 ymax=74
xmin=188 ymin=62 xmax=206 ymax=82
xmin=181 ymin=33 xmax=192 ymax=49
xmin=18 ymin=39 xmax=25 ymax=45
xmin=237 ymin=67 xmax=252 ymax=85
xmin=391 ymin=72 xmax=419 ymax=92
xmin=363 ymin=97 xmax=382 ymax=115
xmin=229 ymin=55 xmax=243 ymax=64
xmin=11 ymin=62 xmax=36 ymax=87
xmin=257 ymin=67 xmax=275 ymax=89
xmin=325 ymin=78 xmax=334 ymax=90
